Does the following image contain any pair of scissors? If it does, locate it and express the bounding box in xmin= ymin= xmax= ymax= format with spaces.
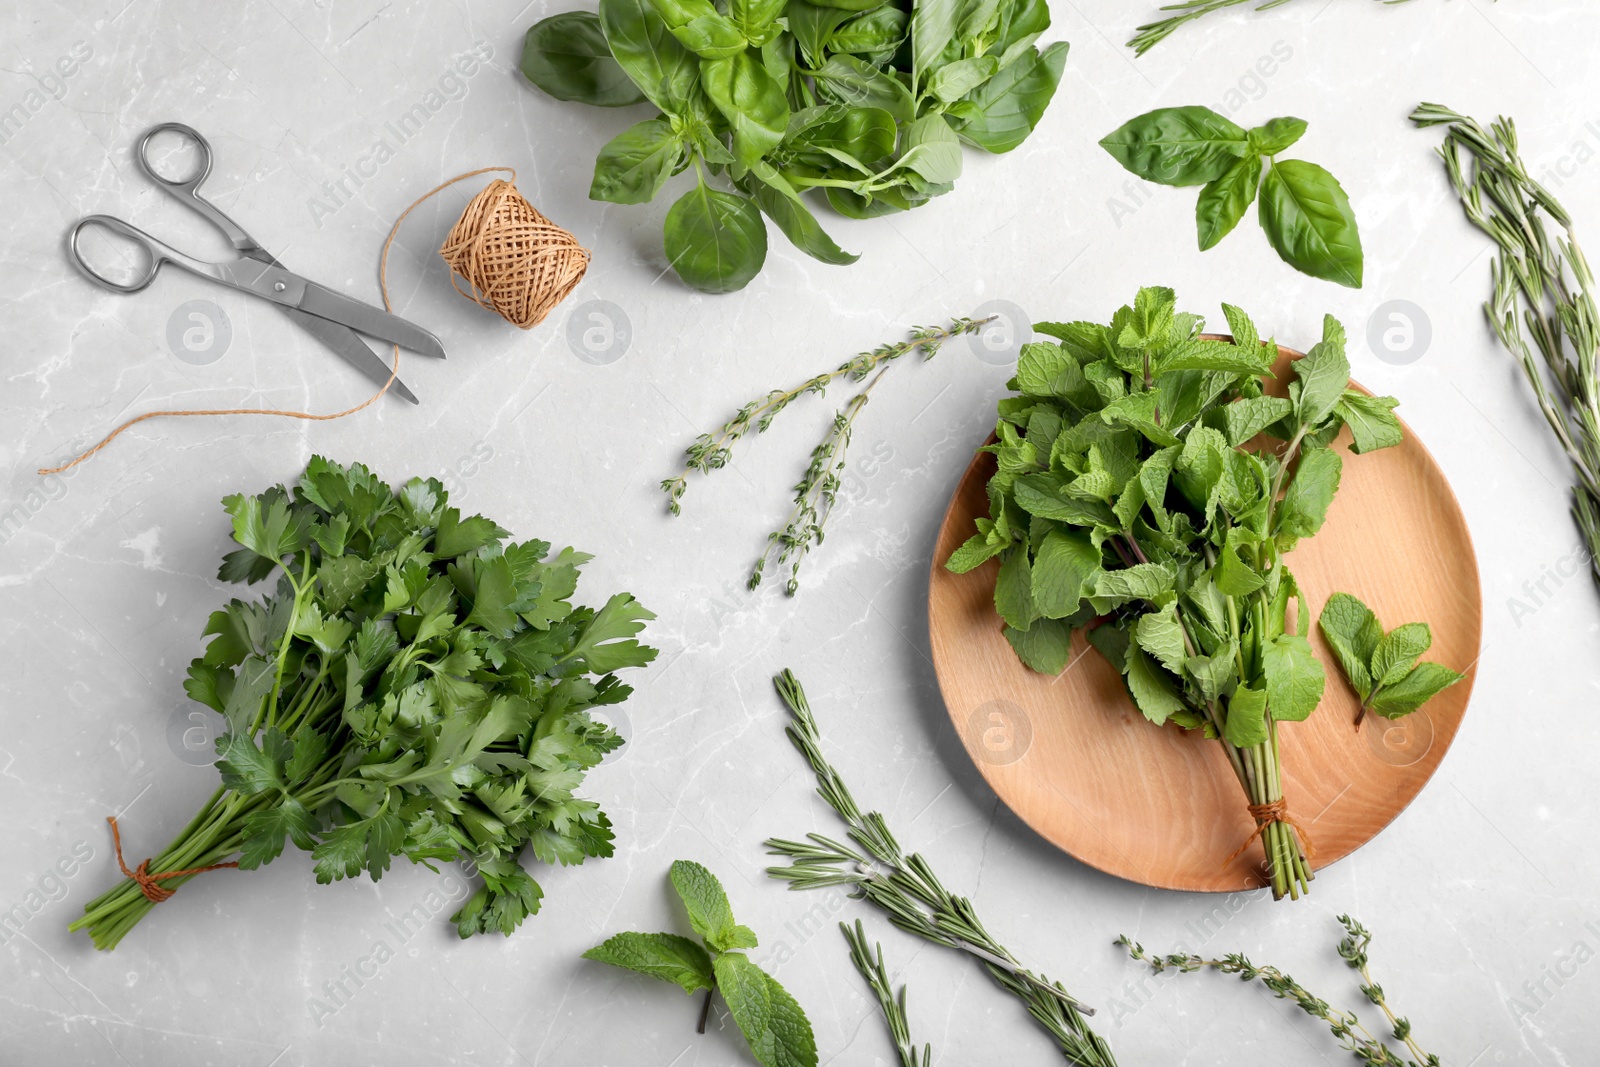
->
xmin=68 ymin=122 xmax=443 ymax=404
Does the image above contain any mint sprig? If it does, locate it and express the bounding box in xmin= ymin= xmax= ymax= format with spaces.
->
xmin=1318 ymin=593 xmax=1464 ymax=728
xmin=584 ymin=860 xmax=817 ymax=1067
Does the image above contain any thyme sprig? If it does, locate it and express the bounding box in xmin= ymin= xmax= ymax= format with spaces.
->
xmin=765 ymin=670 xmax=1118 ymax=1067
xmin=1412 ymin=103 xmax=1600 ymax=587
xmin=1117 ymin=915 xmax=1438 ymax=1066
xmin=663 ymin=318 xmax=991 ymax=595
xmin=841 ymin=919 xmax=932 ymax=1067
xmin=1128 ymin=0 xmax=1418 ymax=58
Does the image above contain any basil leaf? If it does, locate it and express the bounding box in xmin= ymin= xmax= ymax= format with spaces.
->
xmin=893 ymin=113 xmax=963 ymax=184
xmin=590 ymin=117 xmax=684 ymax=204
xmin=910 ymin=0 xmax=961 ymax=91
xmin=1258 ymin=159 xmax=1364 ymax=288
xmin=828 ymin=6 xmax=907 ymax=54
xmin=1099 ymin=105 xmax=1251 ymax=187
xmin=787 ymin=106 xmax=897 ymax=168
xmin=1195 ymin=154 xmax=1261 ymax=251
xmin=808 ymin=54 xmax=915 ymax=124
xmin=664 ymin=181 xmax=768 ymax=293
xmin=1249 ymin=116 xmax=1308 ymax=155
xmin=700 ymin=52 xmax=789 ymax=166
xmin=786 ymin=0 xmax=854 ymax=63
xmin=646 ymin=0 xmax=747 ymax=58
xmin=928 ymin=55 xmax=1000 ymax=103
xmin=747 ymin=163 xmax=859 ymax=265
xmin=599 ymin=0 xmax=699 ymax=112
xmin=520 ymin=12 xmax=647 ymax=107
xmin=824 ymin=185 xmax=916 ymax=219
xmin=952 ymin=40 xmax=1068 ymax=154
xmin=809 ymin=0 xmax=888 ymax=11
xmin=729 ymin=0 xmax=785 ymax=44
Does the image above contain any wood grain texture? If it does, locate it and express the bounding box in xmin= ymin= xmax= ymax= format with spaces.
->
xmin=927 ymin=346 xmax=1482 ymax=893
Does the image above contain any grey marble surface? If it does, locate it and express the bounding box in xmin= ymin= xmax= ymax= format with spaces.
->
xmin=3 ymin=1 xmax=1597 ymax=1064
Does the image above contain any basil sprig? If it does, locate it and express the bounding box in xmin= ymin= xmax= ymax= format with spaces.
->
xmin=520 ymin=0 xmax=1070 ymax=293
xmin=1100 ymin=106 xmax=1364 ymax=289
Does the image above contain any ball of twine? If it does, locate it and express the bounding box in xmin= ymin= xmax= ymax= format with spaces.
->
xmin=438 ymin=177 xmax=590 ymax=330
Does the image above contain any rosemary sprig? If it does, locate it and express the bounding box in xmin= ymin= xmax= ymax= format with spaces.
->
xmin=841 ymin=919 xmax=932 ymax=1067
xmin=662 ymin=317 xmax=991 ymax=595
xmin=765 ymin=670 xmax=1118 ymax=1067
xmin=1412 ymin=103 xmax=1600 ymax=588
xmin=1128 ymin=0 xmax=1417 ymax=57
xmin=1117 ymin=915 xmax=1438 ymax=1066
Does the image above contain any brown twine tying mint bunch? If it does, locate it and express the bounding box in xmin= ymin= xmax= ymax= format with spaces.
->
xmin=1224 ymin=798 xmax=1317 ymax=867
xmin=39 ymin=167 xmax=588 ymax=476
xmin=106 ymin=815 xmax=238 ymax=904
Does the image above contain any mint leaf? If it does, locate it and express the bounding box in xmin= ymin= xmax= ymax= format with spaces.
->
xmin=994 ymin=549 xmax=1039 ymax=630
xmin=713 ymin=952 xmax=819 ymax=1067
xmin=1317 ymin=592 xmax=1382 ymax=698
xmin=1216 ymin=396 xmax=1294 ymax=447
xmin=1370 ymin=622 xmax=1432 ymax=687
xmin=1030 ymin=529 xmax=1100 ymax=618
xmin=1277 ymin=446 xmax=1342 ymax=544
xmin=1263 ymin=634 xmax=1324 ymax=721
xmin=1135 ymin=602 xmax=1187 ymax=675
xmin=670 ymin=859 xmax=757 ymax=952
xmin=1125 ymin=645 xmax=1185 ymax=725
xmin=1223 ymin=685 xmax=1269 ymax=747
xmin=583 ymin=932 xmax=716 ymax=995
xmin=1336 ymin=392 xmax=1403 ymax=454
xmin=1003 ymin=618 xmax=1074 ymax=674
xmin=1369 ymin=661 xmax=1464 ymax=719
xmin=1291 ymin=315 xmax=1352 ymax=429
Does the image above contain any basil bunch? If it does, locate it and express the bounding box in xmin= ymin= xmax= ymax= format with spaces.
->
xmin=521 ymin=0 xmax=1069 ymax=292
xmin=1100 ymin=107 xmax=1363 ymax=289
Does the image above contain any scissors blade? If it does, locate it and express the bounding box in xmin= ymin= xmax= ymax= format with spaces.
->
xmin=295 ymin=282 xmax=448 ymax=359
xmin=275 ymin=304 xmax=420 ymax=405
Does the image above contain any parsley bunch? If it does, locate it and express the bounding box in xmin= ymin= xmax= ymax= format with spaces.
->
xmin=946 ymin=288 xmax=1415 ymax=899
xmin=70 ymin=457 xmax=656 ymax=951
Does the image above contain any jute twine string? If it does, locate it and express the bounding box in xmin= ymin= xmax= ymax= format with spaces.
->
xmin=40 ymin=167 xmax=587 ymax=476
xmin=1222 ymin=797 xmax=1317 ymax=866
xmin=106 ymin=815 xmax=239 ymax=904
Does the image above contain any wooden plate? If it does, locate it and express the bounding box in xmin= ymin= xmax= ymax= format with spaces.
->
xmin=927 ymin=346 xmax=1481 ymax=893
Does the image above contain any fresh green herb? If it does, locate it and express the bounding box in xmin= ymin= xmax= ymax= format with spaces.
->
xmin=1100 ymin=107 xmax=1363 ymax=288
xmin=765 ymin=670 xmax=1117 ymax=1067
xmin=841 ymin=919 xmax=932 ymax=1067
xmin=69 ymin=457 xmax=656 ymax=951
xmin=1411 ymin=103 xmax=1600 ymax=590
xmin=583 ymin=859 xmax=817 ymax=1067
xmin=1126 ymin=0 xmax=1420 ymax=57
xmin=519 ymin=0 xmax=1069 ymax=292
xmin=946 ymin=287 xmax=1405 ymax=898
xmin=1118 ymin=915 xmax=1439 ymax=1066
xmin=1318 ymin=593 xmax=1464 ymax=728
xmin=664 ymin=317 xmax=989 ymax=594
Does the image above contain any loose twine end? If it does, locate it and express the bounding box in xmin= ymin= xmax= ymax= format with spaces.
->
xmin=1222 ymin=798 xmax=1317 ymax=867
xmin=39 ymin=166 xmax=588 ymax=476
xmin=107 ymin=815 xmax=238 ymax=904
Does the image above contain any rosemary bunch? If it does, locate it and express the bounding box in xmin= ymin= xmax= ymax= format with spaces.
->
xmin=662 ymin=318 xmax=990 ymax=595
xmin=841 ymin=919 xmax=932 ymax=1067
xmin=1128 ymin=0 xmax=1417 ymax=57
xmin=765 ymin=670 xmax=1118 ymax=1067
xmin=1118 ymin=916 xmax=1438 ymax=1066
xmin=1412 ymin=103 xmax=1600 ymax=588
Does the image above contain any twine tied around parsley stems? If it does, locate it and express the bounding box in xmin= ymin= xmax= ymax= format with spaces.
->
xmin=105 ymin=815 xmax=238 ymax=904
xmin=1224 ymin=798 xmax=1317 ymax=867
xmin=39 ymin=167 xmax=588 ymax=475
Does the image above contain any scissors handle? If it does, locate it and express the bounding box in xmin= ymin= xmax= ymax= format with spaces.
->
xmin=68 ymin=214 xmax=220 ymax=294
xmin=135 ymin=122 xmax=259 ymax=253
